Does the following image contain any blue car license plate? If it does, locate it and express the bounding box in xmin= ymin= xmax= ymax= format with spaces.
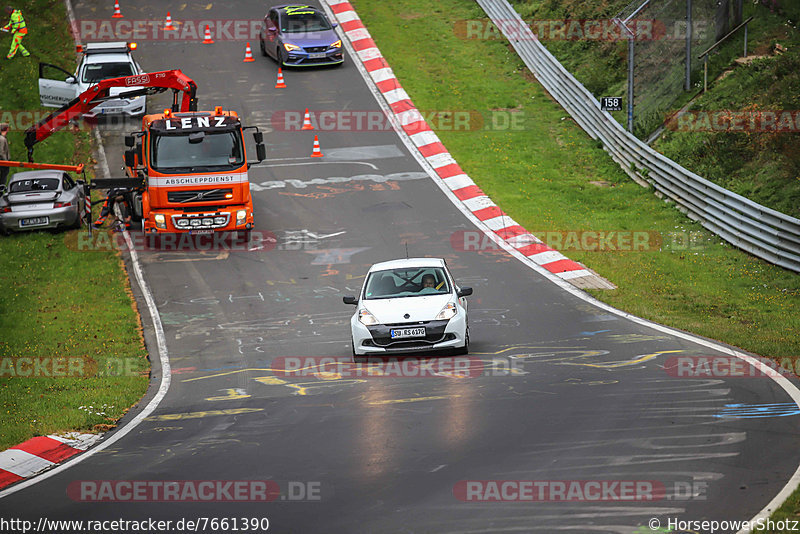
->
xmin=390 ymin=327 xmax=426 ymax=339
xmin=309 ymin=52 xmax=326 ymax=59
xmin=20 ymin=216 xmax=49 ymax=227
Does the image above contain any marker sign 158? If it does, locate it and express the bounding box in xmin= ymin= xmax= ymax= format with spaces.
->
xmin=601 ymin=97 xmax=623 ymax=111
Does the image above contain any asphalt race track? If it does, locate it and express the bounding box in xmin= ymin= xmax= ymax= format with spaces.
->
xmin=2 ymin=1 xmax=800 ymax=533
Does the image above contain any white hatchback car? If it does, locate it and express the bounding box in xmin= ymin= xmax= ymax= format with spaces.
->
xmin=38 ymin=42 xmax=147 ymax=117
xmin=343 ymin=258 xmax=472 ymax=360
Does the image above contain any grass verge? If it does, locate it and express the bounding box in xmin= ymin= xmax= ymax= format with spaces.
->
xmin=0 ymin=0 xmax=148 ymax=451
xmin=510 ymin=0 xmax=800 ymax=217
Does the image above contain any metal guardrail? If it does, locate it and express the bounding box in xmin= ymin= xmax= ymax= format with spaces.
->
xmin=477 ymin=0 xmax=800 ymax=273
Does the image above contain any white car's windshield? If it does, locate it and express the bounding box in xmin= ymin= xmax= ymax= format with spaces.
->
xmin=364 ymin=267 xmax=450 ymax=300
xmin=82 ymin=62 xmax=134 ymax=83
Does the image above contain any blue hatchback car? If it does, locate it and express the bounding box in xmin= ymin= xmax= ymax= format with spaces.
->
xmin=259 ymin=5 xmax=344 ymax=67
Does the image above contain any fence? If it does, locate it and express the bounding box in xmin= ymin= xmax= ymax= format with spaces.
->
xmin=477 ymin=0 xmax=800 ymax=273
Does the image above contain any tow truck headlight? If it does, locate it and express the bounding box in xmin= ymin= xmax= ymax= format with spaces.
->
xmin=435 ymin=302 xmax=457 ymax=320
xmin=202 ymin=218 xmax=213 ymax=226
xmin=358 ymin=308 xmax=379 ymax=326
xmin=236 ymin=210 xmax=247 ymax=225
xmin=190 ymin=219 xmax=201 ymax=227
xmin=283 ymin=43 xmax=301 ymax=52
xmin=154 ymin=213 xmax=166 ymax=229
xmin=214 ymin=216 xmax=226 ymax=225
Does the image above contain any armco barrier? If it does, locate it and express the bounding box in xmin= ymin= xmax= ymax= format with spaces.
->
xmin=477 ymin=0 xmax=800 ymax=273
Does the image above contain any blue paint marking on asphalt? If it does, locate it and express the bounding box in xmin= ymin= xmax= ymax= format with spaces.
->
xmin=579 ymin=329 xmax=612 ymax=336
xmin=714 ymin=403 xmax=800 ymax=418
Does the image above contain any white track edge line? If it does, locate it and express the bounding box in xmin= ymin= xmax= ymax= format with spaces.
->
xmin=0 ymin=0 xmax=172 ymax=499
xmin=320 ymin=3 xmax=800 ymax=529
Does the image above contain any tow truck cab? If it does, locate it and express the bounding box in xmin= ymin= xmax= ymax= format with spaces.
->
xmin=124 ymin=107 xmax=266 ymax=234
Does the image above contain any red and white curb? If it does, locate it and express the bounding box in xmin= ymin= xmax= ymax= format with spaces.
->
xmin=0 ymin=432 xmax=101 ymax=489
xmin=325 ymin=0 xmax=613 ymax=290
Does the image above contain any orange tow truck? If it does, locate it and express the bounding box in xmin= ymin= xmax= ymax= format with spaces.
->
xmin=27 ymin=69 xmax=266 ymax=235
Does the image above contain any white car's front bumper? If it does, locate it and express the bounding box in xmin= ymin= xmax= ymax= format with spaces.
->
xmin=351 ymin=313 xmax=468 ymax=356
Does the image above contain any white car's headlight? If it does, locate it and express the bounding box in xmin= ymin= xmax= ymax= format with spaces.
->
xmin=435 ymin=302 xmax=457 ymax=320
xmin=358 ymin=308 xmax=379 ymax=326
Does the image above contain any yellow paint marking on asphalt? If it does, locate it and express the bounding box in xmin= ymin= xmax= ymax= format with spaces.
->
xmin=145 ymin=408 xmax=263 ymax=421
xmin=254 ymin=376 xmax=288 ymax=385
xmin=205 ymin=388 xmax=251 ymax=401
xmin=183 ymin=363 xmax=348 ymax=383
xmin=182 ymin=368 xmax=275 ymax=382
xmin=314 ymin=371 xmax=343 ymax=380
xmin=473 ymin=345 xmax=585 ymax=355
xmin=369 ymin=395 xmax=461 ymax=405
xmin=565 ymin=350 xmax=685 ymax=369
xmin=287 ymin=379 xmax=367 ymax=396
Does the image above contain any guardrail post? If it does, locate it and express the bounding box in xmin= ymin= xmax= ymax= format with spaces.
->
xmin=685 ymin=0 xmax=692 ymax=91
xmin=627 ymin=35 xmax=635 ymax=132
xmin=703 ymin=55 xmax=708 ymax=92
xmin=743 ymin=20 xmax=748 ymax=57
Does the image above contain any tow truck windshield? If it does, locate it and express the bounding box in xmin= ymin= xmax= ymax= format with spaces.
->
xmin=150 ymin=131 xmax=244 ymax=173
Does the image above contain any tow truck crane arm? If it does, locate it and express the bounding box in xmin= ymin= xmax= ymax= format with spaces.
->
xmin=24 ymin=69 xmax=198 ymax=162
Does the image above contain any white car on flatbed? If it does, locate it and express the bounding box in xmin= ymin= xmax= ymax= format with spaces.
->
xmin=343 ymin=258 xmax=472 ymax=361
xmin=38 ymin=42 xmax=147 ymax=117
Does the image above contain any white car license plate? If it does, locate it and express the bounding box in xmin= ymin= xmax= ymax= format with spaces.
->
xmin=390 ymin=327 xmax=426 ymax=339
xmin=19 ymin=216 xmax=49 ymax=227
xmin=102 ymin=108 xmax=122 ymax=114
xmin=309 ymin=52 xmax=326 ymax=59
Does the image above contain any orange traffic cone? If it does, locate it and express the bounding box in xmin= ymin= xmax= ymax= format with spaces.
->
xmin=275 ymin=68 xmax=287 ymax=88
xmin=301 ymin=108 xmax=314 ymax=130
xmin=243 ymin=42 xmax=255 ymax=62
xmin=112 ymin=0 xmax=123 ymax=18
xmin=310 ymin=135 xmax=323 ymax=157
xmin=202 ymin=25 xmax=214 ymax=44
xmin=164 ymin=11 xmax=176 ymax=31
